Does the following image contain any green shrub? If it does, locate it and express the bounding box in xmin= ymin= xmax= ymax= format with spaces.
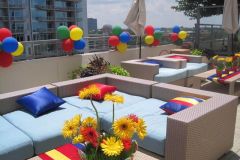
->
xmin=191 ymin=49 xmax=204 ymax=56
xmin=109 ymin=66 xmax=130 ymax=77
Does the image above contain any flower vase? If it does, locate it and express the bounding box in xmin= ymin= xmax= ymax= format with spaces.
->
xmin=216 ymin=70 xmax=222 ymax=78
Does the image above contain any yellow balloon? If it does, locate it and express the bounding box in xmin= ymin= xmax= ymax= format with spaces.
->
xmin=178 ymin=31 xmax=187 ymax=40
xmin=145 ymin=35 xmax=154 ymax=45
xmin=12 ymin=42 xmax=24 ymax=57
xmin=117 ymin=43 xmax=127 ymax=53
xmin=70 ymin=27 xmax=83 ymax=41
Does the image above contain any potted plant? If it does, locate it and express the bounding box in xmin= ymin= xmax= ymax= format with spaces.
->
xmin=212 ymin=55 xmax=225 ymax=77
xmin=225 ymin=57 xmax=233 ymax=74
xmin=62 ymin=85 xmax=147 ymax=160
xmin=235 ymin=53 xmax=240 ymax=71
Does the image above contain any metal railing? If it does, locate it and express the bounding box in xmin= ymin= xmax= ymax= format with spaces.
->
xmin=14 ymin=34 xmax=174 ymax=61
xmin=35 ymin=5 xmax=81 ymax=12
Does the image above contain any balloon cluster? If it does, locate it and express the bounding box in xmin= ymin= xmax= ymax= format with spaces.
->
xmin=57 ymin=25 xmax=86 ymax=53
xmin=144 ymin=25 xmax=162 ymax=46
xmin=170 ymin=25 xmax=188 ymax=42
xmin=0 ymin=28 xmax=24 ymax=68
xmin=108 ymin=26 xmax=132 ymax=53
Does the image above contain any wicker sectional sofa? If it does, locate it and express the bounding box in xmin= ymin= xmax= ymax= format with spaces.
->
xmin=0 ymin=74 xmax=238 ymax=160
xmin=121 ymin=54 xmax=208 ymax=87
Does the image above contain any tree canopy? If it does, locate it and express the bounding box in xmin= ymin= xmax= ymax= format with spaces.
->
xmin=172 ymin=0 xmax=239 ymax=18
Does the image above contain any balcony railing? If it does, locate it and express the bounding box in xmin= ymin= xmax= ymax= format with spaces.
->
xmin=13 ymin=34 xmax=174 ymax=61
xmin=36 ymin=16 xmax=78 ymax=22
xmin=35 ymin=5 xmax=81 ymax=12
xmin=33 ymin=28 xmax=56 ymax=33
xmin=0 ymin=3 xmax=24 ymax=8
xmin=0 ymin=16 xmax=24 ymax=22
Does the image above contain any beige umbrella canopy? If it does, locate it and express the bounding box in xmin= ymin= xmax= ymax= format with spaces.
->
xmin=223 ymin=0 xmax=239 ymax=34
xmin=124 ymin=0 xmax=146 ymax=58
xmin=124 ymin=0 xmax=146 ymax=36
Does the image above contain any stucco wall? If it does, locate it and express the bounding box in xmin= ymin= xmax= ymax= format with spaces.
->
xmin=0 ymin=44 xmax=179 ymax=93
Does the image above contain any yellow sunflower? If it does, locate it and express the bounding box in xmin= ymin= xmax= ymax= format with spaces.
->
xmin=104 ymin=94 xmax=124 ymax=104
xmin=212 ymin=55 xmax=219 ymax=60
xmin=217 ymin=57 xmax=225 ymax=61
xmin=225 ymin=57 xmax=233 ymax=63
xmin=82 ymin=117 xmax=97 ymax=129
xmin=101 ymin=137 xmax=124 ymax=157
xmin=235 ymin=53 xmax=240 ymax=57
xmin=72 ymin=135 xmax=84 ymax=144
xmin=72 ymin=114 xmax=82 ymax=127
xmin=136 ymin=118 xmax=147 ymax=140
xmin=62 ymin=120 xmax=79 ymax=138
xmin=113 ymin=117 xmax=135 ymax=139
xmin=79 ymin=85 xmax=100 ymax=99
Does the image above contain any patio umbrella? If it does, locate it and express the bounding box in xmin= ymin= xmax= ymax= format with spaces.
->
xmin=124 ymin=0 xmax=146 ymax=59
xmin=222 ymin=0 xmax=239 ymax=52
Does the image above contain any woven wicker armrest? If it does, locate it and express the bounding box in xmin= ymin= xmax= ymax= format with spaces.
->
xmin=0 ymin=85 xmax=57 ymax=115
xmin=152 ymin=83 xmax=238 ymax=160
xmin=121 ymin=60 xmax=159 ymax=80
xmin=146 ymin=57 xmax=186 ymax=69
xmin=105 ymin=73 xmax=157 ymax=98
xmin=52 ymin=74 xmax=107 ymax=98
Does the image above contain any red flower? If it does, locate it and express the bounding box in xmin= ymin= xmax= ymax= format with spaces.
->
xmin=81 ymin=127 xmax=99 ymax=147
xmin=128 ymin=114 xmax=139 ymax=123
xmin=122 ymin=138 xmax=132 ymax=151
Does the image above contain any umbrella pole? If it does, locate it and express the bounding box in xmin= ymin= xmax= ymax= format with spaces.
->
xmin=139 ymin=36 xmax=142 ymax=59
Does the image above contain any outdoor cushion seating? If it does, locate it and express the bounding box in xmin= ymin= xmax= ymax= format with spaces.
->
xmin=185 ymin=62 xmax=208 ymax=77
xmin=101 ymin=98 xmax=168 ymax=155
xmin=154 ymin=67 xmax=187 ymax=83
xmin=3 ymin=103 xmax=96 ymax=154
xmin=0 ymin=74 xmax=238 ymax=160
xmin=121 ymin=54 xmax=208 ymax=86
xmin=0 ymin=116 xmax=34 ymax=160
xmin=64 ymin=91 xmax=147 ymax=117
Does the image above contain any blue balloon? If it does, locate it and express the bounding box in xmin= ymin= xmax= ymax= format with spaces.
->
xmin=172 ymin=25 xmax=181 ymax=33
xmin=74 ymin=39 xmax=86 ymax=50
xmin=119 ymin=32 xmax=131 ymax=43
xmin=2 ymin=37 xmax=18 ymax=53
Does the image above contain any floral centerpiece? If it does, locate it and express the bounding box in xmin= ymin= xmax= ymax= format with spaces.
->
xmin=62 ymin=84 xmax=147 ymax=160
xmin=234 ymin=53 xmax=240 ymax=71
xmin=225 ymin=57 xmax=233 ymax=74
xmin=212 ymin=55 xmax=225 ymax=77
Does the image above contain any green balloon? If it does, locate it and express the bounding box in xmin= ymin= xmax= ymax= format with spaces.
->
xmin=0 ymin=42 xmax=2 ymax=51
xmin=154 ymin=31 xmax=163 ymax=40
xmin=57 ymin=26 xmax=70 ymax=39
xmin=112 ymin=26 xmax=122 ymax=36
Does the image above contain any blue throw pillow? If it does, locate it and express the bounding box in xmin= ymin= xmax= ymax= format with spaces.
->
xmin=17 ymin=87 xmax=65 ymax=116
xmin=143 ymin=60 xmax=163 ymax=67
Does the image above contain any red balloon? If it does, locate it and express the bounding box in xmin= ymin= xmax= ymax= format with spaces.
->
xmin=152 ymin=39 xmax=160 ymax=46
xmin=144 ymin=25 xmax=154 ymax=35
xmin=68 ymin=25 xmax=78 ymax=31
xmin=0 ymin=28 xmax=12 ymax=41
xmin=0 ymin=52 xmax=13 ymax=67
xmin=170 ymin=33 xmax=179 ymax=42
xmin=62 ymin=39 xmax=74 ymax=52
xmin=108 ymin=36 xmax=120 ymax=47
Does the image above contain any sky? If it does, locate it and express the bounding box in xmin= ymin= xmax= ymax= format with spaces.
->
xmin=87 ymin=0 xmax=197 ymax=29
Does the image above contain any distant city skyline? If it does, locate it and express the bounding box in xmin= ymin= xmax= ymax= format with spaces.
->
xmin=87 ymin=0 xmax=196 ymax=29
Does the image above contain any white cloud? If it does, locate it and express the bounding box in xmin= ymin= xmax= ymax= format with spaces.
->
xmin=87 ymin=0 xmax=196 ymax=28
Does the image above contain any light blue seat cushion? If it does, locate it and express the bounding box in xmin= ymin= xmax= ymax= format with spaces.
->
xmin=63 ymin=91 xmax=147 ymax=118
xmin=0 ymin=116 xmax=34 ymax=160
xmin=101 ymin=98 xmax=168 ymax=156
xmin=186 ymin=63 xmax=208 ymax=77
xmin=154 ymin=68 xmax=187 ymax=83
xmin=3 ymin=103 xmax=96 ymax=154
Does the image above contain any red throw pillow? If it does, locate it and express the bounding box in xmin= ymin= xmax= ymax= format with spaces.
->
xmin=168 ymin=55 xmax=189 ymax=62
xmin=80 ymin=83 xmax=117 ymax=101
